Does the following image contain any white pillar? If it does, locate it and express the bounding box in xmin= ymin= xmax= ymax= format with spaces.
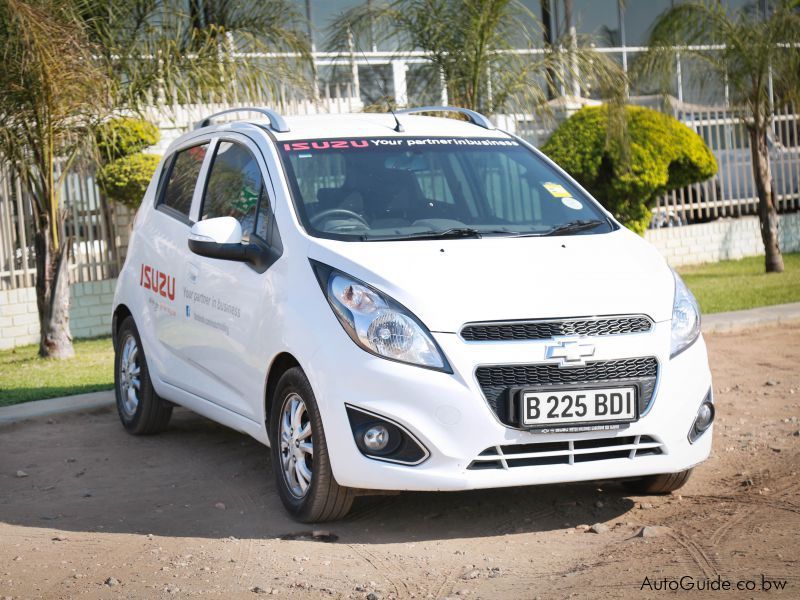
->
xmin=392 ymin=60 xmax=408 ymax=107
xmin=348 ymin=28 xmax=361 ymax=102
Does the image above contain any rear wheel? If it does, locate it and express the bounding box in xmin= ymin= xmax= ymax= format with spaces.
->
xmin=625 ymin=469 xmax=693 ymax=495
xmin=114 ymin=316 xmax=172 ymax=435
xmin=269 ymin=367 xmax=354 ymax=522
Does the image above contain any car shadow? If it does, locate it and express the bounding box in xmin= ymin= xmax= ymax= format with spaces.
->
xmin=0 ymin=407 xmax=635 ymax=543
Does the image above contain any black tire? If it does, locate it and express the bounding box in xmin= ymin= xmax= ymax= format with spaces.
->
xmin=114 ymin=316 xmax=173 ymax=435
xmin=269 ymin=367 xmax=354 ymax=522
xmin=624 ymin=469 xmax=693 ymax=495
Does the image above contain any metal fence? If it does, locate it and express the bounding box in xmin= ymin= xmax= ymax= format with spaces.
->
xmin=0 ymin=162 xmax=121 ymax=291
xmin=652 ymin=104 xmax=800 ymax=227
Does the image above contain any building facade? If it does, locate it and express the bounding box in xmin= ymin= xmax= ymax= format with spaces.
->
xmin=294 ymin=0 xmax=776 ymax=108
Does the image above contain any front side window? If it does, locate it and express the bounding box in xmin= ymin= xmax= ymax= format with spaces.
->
xmin=202 ymin=141 xmax=271 ymax=239
xmin=278 ymin=137 xmax=614 ymax=241
xmin=159 ymin=143 xmax=209 ymax=218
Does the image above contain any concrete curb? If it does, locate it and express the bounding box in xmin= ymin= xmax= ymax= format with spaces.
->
xmin=0 ymin=390 xmax=114 ymax=424
xmin=701 ymin=302 xmax=800 ymax=334
xmin=2 ymin=302 xmax=799 ymax=425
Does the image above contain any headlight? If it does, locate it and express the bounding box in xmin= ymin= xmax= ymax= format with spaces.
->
xmin=670 ymin=270 xmax=701 ymax=358
xmin=312 ymin=261 xmax=450 ymax=372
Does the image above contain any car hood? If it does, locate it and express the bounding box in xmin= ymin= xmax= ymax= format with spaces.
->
xmin=307 ymin=228 xmax=675 ymax=333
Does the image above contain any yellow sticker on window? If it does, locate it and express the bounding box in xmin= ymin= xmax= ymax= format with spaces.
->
xmin=543 ymin=182 xmax=571 ymax=198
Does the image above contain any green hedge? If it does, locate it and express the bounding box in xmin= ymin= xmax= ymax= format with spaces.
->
xmin=541 ymin=105 xmax=717 ymax=234
xmin=97 ymin=153 xmax=161 ymax=209
xmin=95 ymin=117 xmax=159 ymax=163
xmin=95 ymin=117 xmax=160 ymax=208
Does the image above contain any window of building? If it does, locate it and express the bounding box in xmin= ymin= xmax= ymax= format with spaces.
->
xmin=565 ymin=0 xmax=621 ymax=47
xmin=623 ymin=0 xmax=672 ymax=47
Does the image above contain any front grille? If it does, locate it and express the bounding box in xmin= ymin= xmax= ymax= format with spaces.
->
xmin=461 ymin=316 xmax=652 ymax=342
xmin=467 ymin=435 xmax=663 ymax=470
xmin=475 ymin=357 xmax=659 ymax=426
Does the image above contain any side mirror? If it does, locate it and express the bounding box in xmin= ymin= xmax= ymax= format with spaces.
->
xmin=190 ymin=216 xmax=243 ymax=245
xmin=188 ymin=216 xmax=279 ymax=272
xmin=188 ymin=216 xmax=252 ymax=264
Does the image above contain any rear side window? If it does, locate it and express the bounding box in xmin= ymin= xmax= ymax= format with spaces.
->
xmin=159 ymin=143 xmax=209 ymax=218
xmin=201 ymin=141 xmax=271 ymax=239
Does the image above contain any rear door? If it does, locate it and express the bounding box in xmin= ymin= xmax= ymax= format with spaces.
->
xmin=179 ymin=133 xmax=280 ymax=421
xmin=142 ymin=141 xmax=212 ymax=390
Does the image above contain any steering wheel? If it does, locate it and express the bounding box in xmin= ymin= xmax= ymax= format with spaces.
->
xmin=310 ymin=208 xmax=370 ymax=228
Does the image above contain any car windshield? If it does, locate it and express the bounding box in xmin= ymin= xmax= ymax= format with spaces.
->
xmin=278 ymin=136 xmax=615 ymax=241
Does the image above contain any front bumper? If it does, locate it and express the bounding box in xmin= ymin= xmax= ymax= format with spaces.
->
xmin=308 ymin=321 xmax=712 ymax=492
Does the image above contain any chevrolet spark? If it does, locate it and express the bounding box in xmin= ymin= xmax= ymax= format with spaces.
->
xmin=112 ymin=106 xmax=714 ymax=522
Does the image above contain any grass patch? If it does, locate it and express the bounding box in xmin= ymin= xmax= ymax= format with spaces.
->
xmin=0 ymin=337 xmax=114 ymax=407
xmin=679 ymin=253 xmax=800 ymax=314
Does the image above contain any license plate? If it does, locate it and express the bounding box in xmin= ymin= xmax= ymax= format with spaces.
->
xmin=519 ymin=386 xmax=638 ymax=428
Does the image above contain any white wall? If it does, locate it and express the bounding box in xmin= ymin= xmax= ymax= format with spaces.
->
xmin=0 ymin=279 xmax=116 ymax=350
xmin=645 ymin=213 xmax=800 ymax=267
xmin=0 ymin=286 xmax=39 ymax=349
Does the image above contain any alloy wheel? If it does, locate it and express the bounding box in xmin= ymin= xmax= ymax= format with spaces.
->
xmin=118 ymin=334 xmax=141 ymax=418
xmin=279 ymin=392 xmax=314 ymax=497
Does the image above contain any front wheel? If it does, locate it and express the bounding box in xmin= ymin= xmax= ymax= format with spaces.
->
xmin=624 ymin=469 xmax=693 ymax=495
xmin=114 ymin=316 xmax=172 ymax=435
xmin=269 ymin=367 xmax=354 ymax=522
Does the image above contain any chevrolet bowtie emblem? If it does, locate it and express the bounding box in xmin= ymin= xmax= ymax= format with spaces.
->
xmin=545 ymin=339 xmax=596 ymax=367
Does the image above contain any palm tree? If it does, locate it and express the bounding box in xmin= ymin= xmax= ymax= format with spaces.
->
xmin=634 ymin=0 xmax=800 ymax=273
xmin=0 ymin=0 xmax=111 ymax=358
xmin=326 ymin=0 xmax=626 ymax=116
xmin=78 ymin=0 xmax=313 ymax=108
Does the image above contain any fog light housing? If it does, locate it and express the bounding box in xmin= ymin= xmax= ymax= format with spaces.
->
xmin=363 ymin=425 xmax=390 ymax=452
xmin=347 ymin=405 xmax=429 ymax=465
xmin=688 ymin=390 xmax=715 ymax=444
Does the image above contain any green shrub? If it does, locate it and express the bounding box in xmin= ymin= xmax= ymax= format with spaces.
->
xmin=95 ymin=117 xmax=159 ymax=163
xmin=541 ymin=105 xmax=717 ymax=234
xmin=97 ymin=153 xmax=161 ymax=209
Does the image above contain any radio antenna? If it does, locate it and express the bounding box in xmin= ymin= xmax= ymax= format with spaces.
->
xmin=352 ymin=30 xmax=404 ymax=132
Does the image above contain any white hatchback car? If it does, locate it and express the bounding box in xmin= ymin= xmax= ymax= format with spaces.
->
xmin=112 ymin=106 xmax=714 ymax=522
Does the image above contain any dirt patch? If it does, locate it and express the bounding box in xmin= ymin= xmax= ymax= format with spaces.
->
xmin=1 ymin=326 xmax=799 ymax=598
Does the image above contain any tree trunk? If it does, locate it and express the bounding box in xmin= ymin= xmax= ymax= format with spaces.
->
xmin=34 ymin=221 xmax=74 ymax=359
xmin=540 ymin=0 xmax=557 ymax=100
xmin=748 ymin=126 xmax=784 ymax=273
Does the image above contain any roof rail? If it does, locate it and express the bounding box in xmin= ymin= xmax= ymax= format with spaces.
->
xmin=194 ymin=107 xmax=290 ymax=133
xmin=396 ymin=106 xmax=495 ymax=130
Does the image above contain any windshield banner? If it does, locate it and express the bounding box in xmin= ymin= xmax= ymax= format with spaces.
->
xmin=281 ymin=138 xmax=520 ymax=152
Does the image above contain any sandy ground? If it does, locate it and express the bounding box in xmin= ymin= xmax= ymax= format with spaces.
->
xmin=1 ymin=325 xmax=799 ymax=599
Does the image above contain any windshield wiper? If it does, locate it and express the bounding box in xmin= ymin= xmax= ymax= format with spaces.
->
xmin=488 ymin=219 xmax=608 ymax=239
xmin=362 ymin=221 xmax=605 ymax=241
xmin=542 ymin=219 xmax=606 ymax=236
xmin=366 ymin=227 xmax=484 ymax=241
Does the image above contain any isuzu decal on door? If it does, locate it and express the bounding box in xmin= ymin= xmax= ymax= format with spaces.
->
xmin=140 ymin=264 xmax=176 ymax=301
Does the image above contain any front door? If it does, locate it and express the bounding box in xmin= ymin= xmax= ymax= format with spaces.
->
xmin=179 ymin=134 xmax=279 ymax=422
